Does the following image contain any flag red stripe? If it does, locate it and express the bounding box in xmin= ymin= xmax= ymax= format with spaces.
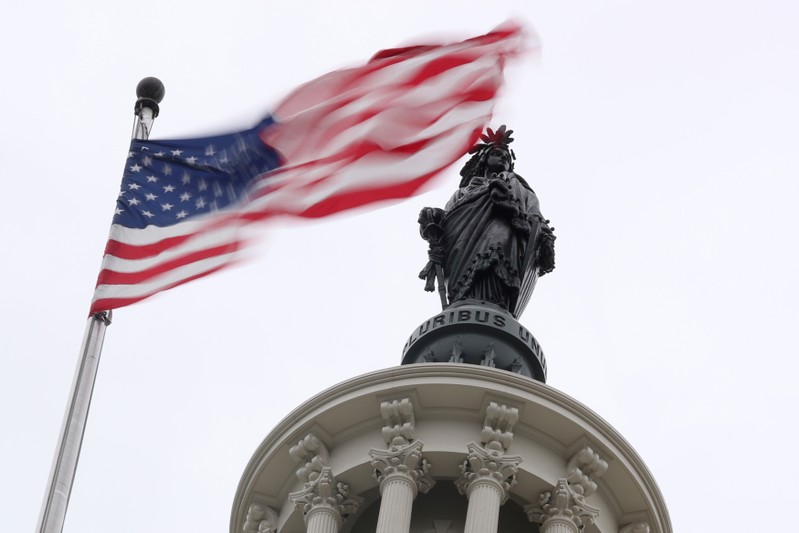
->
xmin=105 ymin=234 xmax=196 ymax=260
xmin=89 ymin=263 xmax=230 ymax=315
xmin=90 ymin=23 xmax=529 ymax=314
xmin=96 ymin=241 xmax=244 ymax=286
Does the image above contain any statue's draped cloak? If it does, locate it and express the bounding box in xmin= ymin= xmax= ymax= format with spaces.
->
xmin=442 ymin=172 xmax=545 ymax=317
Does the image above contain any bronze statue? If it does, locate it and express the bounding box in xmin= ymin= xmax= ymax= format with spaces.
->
xmin=419 ymin=126 xmax=555 ymax=319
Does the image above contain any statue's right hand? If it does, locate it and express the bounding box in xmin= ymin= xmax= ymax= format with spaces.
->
xmin=418 ymin=207 xmax=445 ymax=240
xmin=418 ymin=207 xmax=444 ymax=224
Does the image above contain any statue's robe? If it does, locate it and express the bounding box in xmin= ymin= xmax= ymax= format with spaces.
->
xmin=442 ymin=171 xmax=547 ymax=317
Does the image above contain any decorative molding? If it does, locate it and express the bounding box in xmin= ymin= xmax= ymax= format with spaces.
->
xmin=480 ymin=402 xmax=518 ymax=452
xmin=566 ymin=446 xmax=608 ymax=497
xmin=242 ymin=502 xmax=278 ymax=533
xmin=455 ymin=442 xmax=521 ymax=503
xmin=525 ymin=478 xmax=599 ymax=531
xmin=620 ymin=522 xmax=650 ymax=533
xmin=290 ymin=433 xmax=330 ymax=483
xmin=380 ymin=398 xmax=416 ymax=447
xmin=370 ymin=440 xmax=435 ymax=496
xmin=289 ymin=466 xmax=363 ymax=523
xmin=233 ymin=365 xmax=672 ymax=533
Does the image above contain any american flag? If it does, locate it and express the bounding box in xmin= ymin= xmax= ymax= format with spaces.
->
xmin=90 ymin=23 xmax=530 ymax=314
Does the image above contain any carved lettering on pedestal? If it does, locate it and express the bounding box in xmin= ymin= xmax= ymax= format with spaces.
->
xmin=402 ymin=309 xmax=538 ymax=353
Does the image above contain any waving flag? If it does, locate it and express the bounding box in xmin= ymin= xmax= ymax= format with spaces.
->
xmin=90 ymin=23 xmax=529 ymax=314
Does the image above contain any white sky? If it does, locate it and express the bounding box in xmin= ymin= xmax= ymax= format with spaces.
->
xmin=2 ymin=1 xmax=798 ymax=532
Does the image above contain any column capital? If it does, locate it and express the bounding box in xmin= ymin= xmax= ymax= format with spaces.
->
xmin=455 ymin=442 xmax=521 ymax=503
xmin=289 ymin=466 xmax=363 ymax=525
xmin=370 ymin=440 xmax=435 ymax=496
xmin=525 ymin=478 xmax=599 ymax=531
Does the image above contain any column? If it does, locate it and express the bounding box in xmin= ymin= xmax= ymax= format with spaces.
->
xmin=369 ymin=398 xmax=434 ymax=533
xmin=289 ymin=433 xmax=362 ymax=533
xmin=455 ymin=402 xmax=521 ymax=533
xmin=456 ymin=442 xmax=521 ymax=533
xmin=370 ymin=441 xmax=434 ymax=533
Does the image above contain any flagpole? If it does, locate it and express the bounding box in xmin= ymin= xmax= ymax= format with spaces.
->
xmin=36 ymin=77 xmax=165 ymax=533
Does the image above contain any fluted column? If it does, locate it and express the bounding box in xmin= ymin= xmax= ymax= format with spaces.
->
xmin=370 ymin=441 xmax=434 ymax=533
xmin=455 ymin=402 xmax=521 ymax=533
xmin=375 ymin=476 xmax=415 ymax=533
xmin=369 ymin=398 xmax=434 ymax=533
xmin=456 ymin=442 xmax=521 ymax=533
xmin=288 ymin=433 xmax=362 ymax=533
xmin=305 ymin=498 xmax=341 ymax=533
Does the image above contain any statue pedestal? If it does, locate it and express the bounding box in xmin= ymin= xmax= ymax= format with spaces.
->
xmin=401 ymin=303 xmax=547 ymax=383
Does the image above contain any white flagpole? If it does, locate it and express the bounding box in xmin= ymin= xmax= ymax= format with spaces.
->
xmin=36 ymin=78 xmax=165 ymax=533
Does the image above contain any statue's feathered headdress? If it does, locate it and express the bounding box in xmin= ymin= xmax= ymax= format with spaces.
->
xmin=459 ymin=125 xmax=517 ymax=186
xmin=470 ymin=125 xmax=515 ymax=155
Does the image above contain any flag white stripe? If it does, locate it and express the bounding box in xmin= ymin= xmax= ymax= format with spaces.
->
xmin=105 ymin=208 xmax=240 ymax=246
xmin=251 ymin=100 xmax=494 ymax=198
xmin=93 ymin=253 xmax=238 ymax=300
xmin=100 ymin=223 xmax=245 ymax=273
xmin=247 ymin=123 xmax=480 ymax=212
xmin=272 ymin=60 xmax=499 ymax=162
xmin=91 ymin=24 xmax=528 ymax=313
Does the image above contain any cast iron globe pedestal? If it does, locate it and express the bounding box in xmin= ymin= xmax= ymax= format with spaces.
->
xmin=401 ymin=302 xmax=547 ymax=382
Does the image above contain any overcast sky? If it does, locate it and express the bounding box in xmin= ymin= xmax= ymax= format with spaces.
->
xmin=3 ymin=1 xmax=798 ymax=532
